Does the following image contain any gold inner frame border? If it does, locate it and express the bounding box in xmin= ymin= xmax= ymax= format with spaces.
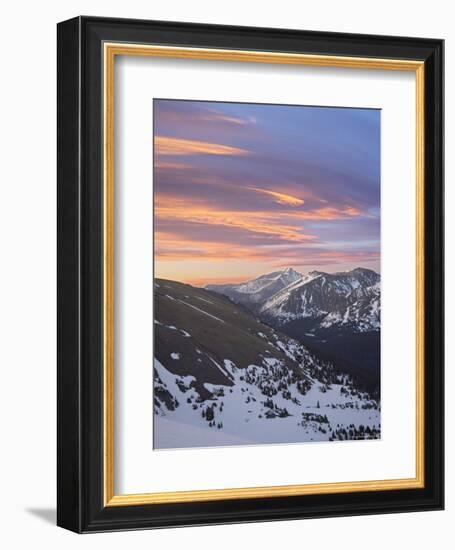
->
xmin=103 ymin=43 xmax=425 ymax=506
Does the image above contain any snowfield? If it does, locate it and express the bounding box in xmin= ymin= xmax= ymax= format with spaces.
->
xmin=154 ymin=344 xmax=380 ymax=449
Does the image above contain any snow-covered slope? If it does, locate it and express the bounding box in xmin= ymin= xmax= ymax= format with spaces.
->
xmin=154 ymin=278 xmax=380 ymax=449
xmin=260 ymin=268 xmax=380 ymax=333
xmin=205 ymin=267 xmax=302 ymax=308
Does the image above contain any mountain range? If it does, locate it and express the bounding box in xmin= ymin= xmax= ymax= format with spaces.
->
xmin=206 ymin=267 xmax=381 ymax=394
xmin=206 ymin=267 xmax=302 ymax=308
xmin=208 ymin=267 xmax=380 ymax=333
xmin=153 ymin=270 xmax=381 ymax=449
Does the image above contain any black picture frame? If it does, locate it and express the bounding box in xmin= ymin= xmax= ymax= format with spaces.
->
xmin=57 ymin=16 xmax=444 ymax=533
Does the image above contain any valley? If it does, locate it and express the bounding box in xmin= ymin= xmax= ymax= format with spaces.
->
xmin=153 ymin=268 xmax=381 ymax=449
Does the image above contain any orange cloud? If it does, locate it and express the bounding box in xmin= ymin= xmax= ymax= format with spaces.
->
xmin=292 ymin=205 xmax=361 ymax=220
xmin=155 ymin=135 xmax=251 ymax=157
xmin=154 ymin=193 xmax=366 ymax=268
xmin=247 ymin=187 xmax=304 ymax=206
xmin=155 ymin=199 xmax=314 ymax=244
xmin=155 ymin=236 xmax=269 ymax=261
xmin=156 ymin=194 xmax=360 ymax=223
xmin=154 ymin=233 xmax=379 ymax=271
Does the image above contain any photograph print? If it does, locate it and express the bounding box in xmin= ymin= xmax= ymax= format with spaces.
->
xmin=153 ymin=99 xmax=381 ymax=450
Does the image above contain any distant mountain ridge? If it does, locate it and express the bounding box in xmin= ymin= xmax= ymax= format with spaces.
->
xmin=206 ymin=267 xmax=380 ymax=334
xmin=206 ymin=267 xmax=381 ymax=392
xmin=260 ymin=267 xmax=380 ymax=333
xmin=206 ymin=267 xmax=302 ymax=308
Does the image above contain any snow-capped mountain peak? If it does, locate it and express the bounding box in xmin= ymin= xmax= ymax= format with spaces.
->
xmin=282 ymin=267 xmax=301 ymax=277
xmin=260 ymin=267 xmax=380 ymax=333
xmin=206 ymin=267 xmax=302 ymax=306
xmin=206 ymin=267 xmax=380 ymax=335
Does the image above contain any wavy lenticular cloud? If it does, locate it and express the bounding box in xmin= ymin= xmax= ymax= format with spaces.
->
xmin=155 ymin=199 xmax=315 ymax=243
xmin=155 ymin=135 xmax=251 ymax=157
xmin=203 ymin=110 xmax=256 ymax=126
xmin=247 ymin=187 xmax=305 ymax=206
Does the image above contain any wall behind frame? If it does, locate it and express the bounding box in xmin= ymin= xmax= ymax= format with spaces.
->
xmin=0 ymin=1 xmax=450 ymax=549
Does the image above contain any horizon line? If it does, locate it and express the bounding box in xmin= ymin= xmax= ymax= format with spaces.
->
xmin=154 ymin=265 xmax=380 ymax=288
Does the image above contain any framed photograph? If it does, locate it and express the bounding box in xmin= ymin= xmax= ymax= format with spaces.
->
xmin=57 ymin=16 xmax=444 ymax=532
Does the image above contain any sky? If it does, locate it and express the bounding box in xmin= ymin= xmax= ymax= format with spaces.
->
xmin=154 ymin=99 xmax=380 ymax=286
